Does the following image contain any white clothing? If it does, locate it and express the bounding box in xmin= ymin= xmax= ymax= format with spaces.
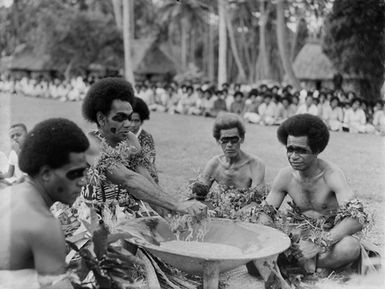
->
xmin=296 ymin=104 xmax=318 ymax=116
xmin=0 ymin=269 xmax=39 ymax=289
xmin=0 ymin=151 xmax=8 ymax=173
xmin=8 ymin=150 xmax=25 ymax=182
xmin=343 ymin=108 xmax=367 ymax=133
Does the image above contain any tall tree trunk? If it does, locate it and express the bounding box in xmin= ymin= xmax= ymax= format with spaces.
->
xmin=239 ymin=18 xmax=253 ymax=81
xmin=276 ymin=0 xmax=300 ymax=89
xmin=255 ymin=0 xmax=272 ymax=82
xmin=291 ymin=16 xmax=308 ymax=62
xmin=218 ymin=0 xmax=227 ymax=87
xmin=224 ymin=2 xmax=246 ymax=83
xmin=208 ymin=6 xmax=215 ymax=82
xmin=112 ymin=0 xmax=122 ymax=30
xmin=129 ymin=0 xmax=135 ymax=38
xmin=11 ymin=0 xmax=19 ymax=45
xmin=181 ymin=18 xmax=188 ymax=70
xmin=123 ymin=0 xmax=135 ymax=84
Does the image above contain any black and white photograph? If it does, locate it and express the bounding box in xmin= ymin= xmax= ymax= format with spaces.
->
xmin=0 ymin=0 xmax=384 ymax=288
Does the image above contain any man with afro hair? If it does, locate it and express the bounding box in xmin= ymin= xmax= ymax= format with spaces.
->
xmin=0 ymin=118 xmax=89 ymax=288
xmin=82 ymin=77 xmax=206 ymax=217
xmin=260 ymin=114 xmax=368 ymax=274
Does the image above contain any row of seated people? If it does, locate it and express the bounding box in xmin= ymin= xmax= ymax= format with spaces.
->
xmin=0 ymin=76 xmax=91 ymax=101
xmin=136 ymin=82 xmax=385 ymax=135
xmin=1 ymin=75 xmax=384 ymax=135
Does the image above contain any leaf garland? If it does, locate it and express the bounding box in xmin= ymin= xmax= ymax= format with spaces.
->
xmin=205 ymin=184 xmax=270 ymax=220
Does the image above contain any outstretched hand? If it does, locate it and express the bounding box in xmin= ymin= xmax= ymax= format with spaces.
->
xmin=176 ymin=199 xmax=208 ymax=219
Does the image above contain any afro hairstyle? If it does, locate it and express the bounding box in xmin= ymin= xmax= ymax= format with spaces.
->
xmin=19 ymin=118 xmax=89 ymax=177
xmin=82 ymin=77 xmax=135 ymax=124
xmin=277 ymin=114 xmax=329 ymax=154
xmin=213 ymin=112 xmax=245 ymax=141
xmin=132 ymin=97 xmax=150 ymax=122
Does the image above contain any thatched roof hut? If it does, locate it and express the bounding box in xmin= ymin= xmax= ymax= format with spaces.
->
xmin=293 ymin=42 xmax=336 ymax=81
xmin=131 ymin=38 xmax=177 ymax=81
xmin=292 ymin=42 xmax=363 ymax=92
xmin=89 ymin=38 xmax=178 ymax=81
xmin=9 ymin=44 xmax=53 ymax=72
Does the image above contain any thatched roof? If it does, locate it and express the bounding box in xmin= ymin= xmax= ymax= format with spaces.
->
xmin=135 ymin=46 xmax=176 ymax=75
xmin=0 ymin=56 xmax=12 ymax=73
xmin=131 ymin=38 xmax=156 ymax=70
xmin=293 ymin=42 xmax=337 ymax=80
xmin=132 ymin=38 xmax=177 ymax=75
xmin=89 ymin=37 xmax=177 ymax=75
xmin=9 ymin=45 xmax=53 ymax=71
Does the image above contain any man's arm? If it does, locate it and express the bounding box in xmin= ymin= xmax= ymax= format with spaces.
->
xmin=200 ymin=157 xmax=217 ymax=189
xmin=106 ymin=163 xmax=206 ymax=216
xmin=29 ymin=217 xmax=73 ymax=289
xmin=258 ymin=169 xmax=288 ymax=226
xmin=257 ymin=169 xmax=289 ymax=226
xmin=0 ymin=165 xmax=15 ymax=179
xmin=250 ymin=158 xmax=265 ymax=187
xmin=324 ymin=169 xmax=363 ymax=243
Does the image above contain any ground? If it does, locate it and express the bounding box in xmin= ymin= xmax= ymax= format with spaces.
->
xmin=0 ymin=92 xmax=384 ymax=287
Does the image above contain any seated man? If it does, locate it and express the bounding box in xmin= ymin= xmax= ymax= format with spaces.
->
xmin=0 ymin=118 xmax=90 ymax=289
xmin=82 ymin=77 xmax=206 ymax=217
xmin=262 ymin=114 xmax=370 ymax=273
xmin=0 ymin=123 xmax=28 ymax=184
xmin=192 ymin=112 xmax=265 ymax=212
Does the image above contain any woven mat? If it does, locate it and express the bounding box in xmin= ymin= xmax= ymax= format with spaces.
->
xmin=220 ymin=266 xmax=265 ymax=289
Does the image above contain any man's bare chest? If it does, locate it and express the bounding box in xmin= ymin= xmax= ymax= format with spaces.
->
xmin=287 ymin=178 xmax=338 ymax=214
xmin=213 ymin=165 xmax=252 ymax=188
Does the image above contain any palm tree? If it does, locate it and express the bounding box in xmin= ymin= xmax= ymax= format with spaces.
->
xmin=218 ymin=0 xmax=227 ymax=86
xmin=159 ymin=0 xmax=208 ymax=70
xmin=276 ymin=0 xmax=300 ymax=88
xmin=225 ymin=1 xmax=246 ymax=82
xmin=255 ymin=0 xmax=273 ymax=82
xmin=123 ymin=0 xmax=134 ymax=84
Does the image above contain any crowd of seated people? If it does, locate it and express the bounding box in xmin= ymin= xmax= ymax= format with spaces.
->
xmin=0 ymin=75 xmax=91 ymax=101
xmin=134 ymin=81 xmax=385 ymax=135
xmin=1 ymin=74 xmax=385 ymax=135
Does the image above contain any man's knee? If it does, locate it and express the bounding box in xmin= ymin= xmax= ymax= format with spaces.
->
xmin=318 ymin=236 xmax=361 ymax=269
xmin=335 ymin=236 xmax=361 ymax=258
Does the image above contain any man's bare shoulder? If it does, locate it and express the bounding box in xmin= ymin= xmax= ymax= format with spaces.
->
xmin=206 ymin=155 xmax=222 ymax=168
xmin=318 ymin=159 xmax=345 ymax=178
xmin=276 ymin=166 xmax=295 ymax=181
xmin=243 ymin=152 xmax=265 ymax=168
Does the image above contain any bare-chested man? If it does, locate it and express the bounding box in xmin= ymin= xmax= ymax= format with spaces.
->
xmin=0 ymin=119 xmax=90 ymax=289
xmin=196 ymin=112 xmax=265 ymax=195
xmin=262 ymin=114 xmax=365 ymax=272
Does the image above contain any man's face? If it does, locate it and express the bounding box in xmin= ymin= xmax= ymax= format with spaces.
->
xmin=330 ymin=99 xmax=339 ymax=108
xmin=9 ymin=126 xmax=27 ymax=148
xmin=218 ymin=128 xmax=243 ymax=158
xmin=286 ymin=135 xmax=316 ymax=171
xmin=305 ymin=97 xmax=313 ymax=106
xmin=50 ymin=152 xmax=88 ymax=206
xmin=128 ymin=112 xmax=142 ymax=134
xmin=352 ymin=101 xmax=360 ymax=110
xmin=100 ymin=99 xmax=133 ymax=143
xmin=282 ymin=99 xmax=289 ymax=108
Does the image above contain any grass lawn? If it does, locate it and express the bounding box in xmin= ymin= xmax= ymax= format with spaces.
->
xmin=1 ymin=93 xmax=384 ymax=244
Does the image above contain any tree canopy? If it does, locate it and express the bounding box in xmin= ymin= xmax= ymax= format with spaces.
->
xmin=323 ymin=0 xmax=385 ymax=100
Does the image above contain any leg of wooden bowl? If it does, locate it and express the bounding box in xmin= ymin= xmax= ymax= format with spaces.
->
xmin=203 ymin=261 xmax=220 ymax=289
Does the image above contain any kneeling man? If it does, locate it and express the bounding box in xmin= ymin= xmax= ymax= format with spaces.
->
xmin=263 ymin=114 xmax=368 ymax=272
xmin=194 ymin=112 xmax=265 ymax=199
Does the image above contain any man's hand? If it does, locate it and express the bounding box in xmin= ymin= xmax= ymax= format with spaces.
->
xmin=176 ymin=200 xmax=208 ymax=218
xmin=191 ymin=182 xmax=209 ymax=200
xmin=294 ymin=239 xmax=322 ymax=261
